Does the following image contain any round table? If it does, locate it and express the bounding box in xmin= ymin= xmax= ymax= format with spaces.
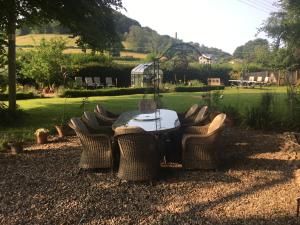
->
xmin=112 ymin=109 xmax=180 ymax=133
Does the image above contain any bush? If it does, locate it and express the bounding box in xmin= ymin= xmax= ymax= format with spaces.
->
xmin=174 ymin=85 xmax=225 ymax=92
xmin=244 ymin=93 xmax=277 ymax=130
xmin=0 ymin=102 xmax=26 ymax=126
xmin=61 ymin=87 xmax=156 ymax=98
xmin=0 ymin=92 xmax=35 ymax=101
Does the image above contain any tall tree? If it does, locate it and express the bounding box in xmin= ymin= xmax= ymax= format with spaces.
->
xmin=261 ymin=0 xmax=300 ymax=68
xmin=0 ymin=0 xmax=122 ymax=111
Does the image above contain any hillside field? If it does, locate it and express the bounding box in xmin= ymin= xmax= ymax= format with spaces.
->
xmin=16 ymin=34 xmax=147 ymax=59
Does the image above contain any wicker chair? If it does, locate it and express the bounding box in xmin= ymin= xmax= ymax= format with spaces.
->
xmin=178 ymin=104 xmax=200 ymax=122
xmin=181 ymin=105 xmax=209 ymax=127
xmin=114 ymin=126 xmax=160 ymax=181
xmin=138 ymin=99 xmax=157 ymax=113
xmin=95 ymin=104 xmax=119 ymax=119
xmin=70 ymin=117 xmax=114 ymax=169
xmin=182 ymin=113 xmax=226 ymax=170
xmin=94 ymin=107 xmax=117 ymax=126
xmin=82 ymin=111 xmax=114 ymax=135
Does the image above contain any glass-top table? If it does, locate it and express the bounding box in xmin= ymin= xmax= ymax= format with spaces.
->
xmin=112 ymin=109 xmax=180 ymax=133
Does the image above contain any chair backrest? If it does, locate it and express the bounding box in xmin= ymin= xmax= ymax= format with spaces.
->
xmin=138 ymin=99 xmax=157 ymax=113
xmin=207 ymin=113 xmax=226 ymax=134
xmin=75 ymin=77 xmax=83 ymax=85
xmin=85 ymin=77 xmax=93 ymax=84
xmin=95 ymin=104 xmax=108 ymax=116
xmin=184 ymin=104 xmax=200 ymax=119
xmin=249 ymin=76 xmax=255 ymax=82
xmin=257 ymin=76 xmax=263 ymax=82
xmin=70 ymin=117 xmax=90 ymax=134
xmin=264 ymin=77 xmax=270 ymax=83
xmin=106 ymin=77 xmax=113 ymax=86
xmin=83 ymin=111 xmax=100 ymax=130
xmin=94 ymin=77 xmax=101 ymax=84
xmin=115 ymin=126 xmax=156 ymax=157
xmin=194 ymin=105 xmax=208 ymax=124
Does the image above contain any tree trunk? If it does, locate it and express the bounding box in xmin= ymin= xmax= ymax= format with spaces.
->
xmin=7 ymin=3 xmax=17 ymax=112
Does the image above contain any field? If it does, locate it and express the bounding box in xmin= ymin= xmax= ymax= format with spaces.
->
xmin=16 ymin=34 xmax=147 ymax=59
xmin=0 ymin=86 xmax=288 ymax=141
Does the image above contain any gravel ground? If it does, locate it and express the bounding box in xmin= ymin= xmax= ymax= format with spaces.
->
xmin=0 ymin=128 xmax=299 ymax=225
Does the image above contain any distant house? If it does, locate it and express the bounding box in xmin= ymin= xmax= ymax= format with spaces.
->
xmin=207 ymin=78 xmax=221 ymax=86
xmin=198 ymin=54 xmax=215 ymax=64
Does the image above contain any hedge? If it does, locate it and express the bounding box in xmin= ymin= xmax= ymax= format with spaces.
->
xmin=61 ymin=88 xmax=155 ymax=98
xmin=174 ymin=85 xmax=225 ymax=92
xmin=61 ymin=86 xmax=225 ymax=98
xmin=0 ymin=92 xmax=35 ymax=101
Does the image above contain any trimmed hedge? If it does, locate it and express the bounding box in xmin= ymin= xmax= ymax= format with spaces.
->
xmin=0 ymin=92 xmax=35 ymax=101
xmin=174 ymin=85 xmax=225 ymax=92
xmin=61 ymin=88 xmax=155 ymax=98
xmin=61 ymin=86 xmax=225 ymax=98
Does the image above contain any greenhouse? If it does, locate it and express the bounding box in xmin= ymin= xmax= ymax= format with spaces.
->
xmin=131 ymin=62 xmax=163 ymax=87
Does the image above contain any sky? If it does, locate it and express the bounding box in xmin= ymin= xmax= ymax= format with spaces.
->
xmin=120 ymin=0 xmax=278 ymax=54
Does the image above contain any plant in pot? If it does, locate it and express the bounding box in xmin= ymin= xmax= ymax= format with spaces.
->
xmin=35 ymin=128 xmax=49 ymax=144
xmin=4 ymin=133 xmax=24 ymax=154
xmin=55 ymin=97 xmax=71 ymax=137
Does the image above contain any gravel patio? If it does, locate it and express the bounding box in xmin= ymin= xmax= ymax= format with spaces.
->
xmin=0 ymin=127 xmax=299 ymax=225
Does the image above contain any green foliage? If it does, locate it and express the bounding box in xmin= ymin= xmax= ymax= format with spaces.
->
xmin=19 ymin=38 xmax=67 ymax=86
xmin=125 ymin=25 xmax=173 ymax=54
xmin=61 ymin=87 xmax=156 ymax=98
xmin=286 ymin=83 xmax=300 ymax=130
xmin=245 ymin=93 xmax=277 ymax=130
xmin=0 ymin=102 xmax=25 ymax=126
xmin=0 ymin=92 xmax=35 ymax=101
xmin=261 ymin=0 xmax=300 ymax=69
xmin=221 ymin=105 xmax=242 ymax=125
xmin=174 ymin=86 xmax=225 ymax=92
xmin=67 ymin=53 xmax=112 ymax=66
xmin=233 ymin=38 xmax=271 ymax=66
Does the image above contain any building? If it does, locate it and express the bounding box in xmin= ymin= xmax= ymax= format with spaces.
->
xmin=198 ymin=54 xmax=215 ymax=64
xmin=131 ymin=63 xmax=163 ymax=88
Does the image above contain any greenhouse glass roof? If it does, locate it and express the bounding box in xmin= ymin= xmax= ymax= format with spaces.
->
xmin=131 ymin=62 xmax=163 ymax=75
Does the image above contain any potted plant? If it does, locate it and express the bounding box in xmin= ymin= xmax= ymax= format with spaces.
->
xmin=3 ymin=133 xmax=24 ymax=154
xmin=55 ymin=97 xmax=73 ymax=137
xmin=35 ymin=128 xmax=49 ymax=144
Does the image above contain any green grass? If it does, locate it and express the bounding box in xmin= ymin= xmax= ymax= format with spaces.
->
xmin=0 ymin=86 xmax=288 ymax=142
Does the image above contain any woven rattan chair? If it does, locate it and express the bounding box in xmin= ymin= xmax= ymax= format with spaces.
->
xmin=114 ymin=126 xmax=160 ymax=181
xmin=178 ymin=104 xmax=200 ymax=122
xmin=70 ymin=117 xmax=114 ymax=169
xmin=95 ymin=104 xmax=119 ymax=119
xmin=182 ymin=113 xmax=226 ymax=170
xmin=138 ymin=99 xmax=157 ymax=113
xmin=82 ymin=111 xmax=114 ymax=135
xmin=94 ymin=105 xmax=118 ymax=125
xmin=182 ymin=105 xmax=208 ymax=127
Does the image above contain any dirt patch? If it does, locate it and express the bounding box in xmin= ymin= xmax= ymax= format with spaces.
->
xmin=0 ymin=128 xmax=299 ymax=224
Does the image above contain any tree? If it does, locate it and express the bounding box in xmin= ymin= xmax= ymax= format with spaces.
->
xmin=0 ymin=0 xmax=122 ymax=111
xmin=20 ymin=38 xmax=66 ymax=87
xmin=232 ymin=38 xmax=271 ymax=65
xmin=261 ymin=0 xmax=300 ymax=68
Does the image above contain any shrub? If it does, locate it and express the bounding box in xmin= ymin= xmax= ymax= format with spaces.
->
xmin=0 ymin=92 xmax=35 ymax=101
xmin=174 ymin=85 xmax=225 ymax=92
xmin=60 ymin=87 xmax=156 ymax=98
xmin=0 ymin=102 xmax=25 ymax=126
xmin=244 ymin=92 xmax=277 ymax=130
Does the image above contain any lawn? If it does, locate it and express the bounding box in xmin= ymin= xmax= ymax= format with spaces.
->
xmin=0 ymin=86 xmax=288 ymax=141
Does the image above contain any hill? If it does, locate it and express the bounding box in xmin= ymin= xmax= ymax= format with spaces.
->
xmin=16 ymin=12 xmax=231 ymax=61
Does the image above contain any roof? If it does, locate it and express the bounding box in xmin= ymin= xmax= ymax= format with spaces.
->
xmin=131 ymin=62 xmax=163 ymax=75
xmin=200 ymin=54 xmax=213 ymax=60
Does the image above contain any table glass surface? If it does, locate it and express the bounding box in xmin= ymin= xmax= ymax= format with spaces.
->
xmin=112 ymin=109 xmax=180 ymax=132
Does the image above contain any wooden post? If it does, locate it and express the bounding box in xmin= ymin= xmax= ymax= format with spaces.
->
xmin=7 ymin=2 xmax=17 ymax=112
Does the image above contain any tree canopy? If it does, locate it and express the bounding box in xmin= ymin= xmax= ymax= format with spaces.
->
xmin=0 ymin=0 xmax=123 ymax=111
